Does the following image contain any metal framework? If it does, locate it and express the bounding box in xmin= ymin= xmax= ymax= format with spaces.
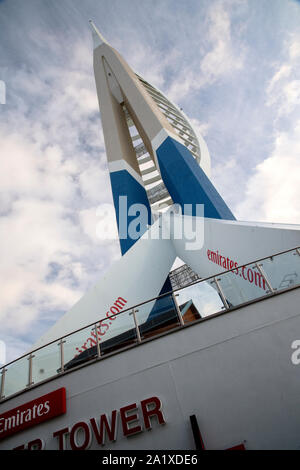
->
xmin=121 ymin=75 xmax=203 ymax=212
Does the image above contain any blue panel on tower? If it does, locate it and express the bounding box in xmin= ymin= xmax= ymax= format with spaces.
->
xmin=156 ymin=137 xmax=235 ymax=220
xmin=110 ymin=169 xmax=152 ymax=255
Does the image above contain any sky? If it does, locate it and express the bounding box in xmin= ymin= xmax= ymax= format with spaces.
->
xmin=0 ymin=0 xmax=300 ymax=363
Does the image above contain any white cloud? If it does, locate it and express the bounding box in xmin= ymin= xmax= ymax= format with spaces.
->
xmin=201 ymin=0 xmax=244 ymax=79
xmin=266 ymin=34 xmax=300 ymax=115
xmin=78 ymin=161 xmax=111 ymax=204
xmin=235 ymin=120 xmax=300 ymax=223
xmin=0 ymin=37 xmax=120 ymax=357
xmin=236 ymin=32 xmax=300 ymax=224
xmin=189 ymin=118 xmax=211 ymax=137
xmin=166 ymin=0 xmax=245 ymax=102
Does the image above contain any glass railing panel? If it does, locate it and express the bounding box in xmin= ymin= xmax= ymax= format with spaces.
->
xmin=258 ymin=249 xmax=300 ymax=292
xmin=216 ymin=264 xmax=269 ymax=308
xmin=32 ymin=341 xmax=61 ymax=385
xmin=136 ymin=294 xmax=180 ymax=340
xmin=3 ymin=356 xmax=29 ymax=398
xmin=63 ymin=324 xmax=99 ymax=372
xmin=176 ymin=279 xmax=224 ymax=321
xmin=99 ymin=311 xmax=137 ymax=356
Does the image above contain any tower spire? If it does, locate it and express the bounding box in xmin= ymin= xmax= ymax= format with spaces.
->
xmin=89 ymin=20 xmax=108 ymax=49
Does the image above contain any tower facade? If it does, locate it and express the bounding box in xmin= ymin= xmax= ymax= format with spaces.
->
xmin=90 ymin=21 xmax=235 ymax=259
xmin=27 ymin=22 xmax=300 ymax=352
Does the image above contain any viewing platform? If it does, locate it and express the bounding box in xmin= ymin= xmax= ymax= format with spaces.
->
xmin=1 ymin=246 xmax=299 ymax=404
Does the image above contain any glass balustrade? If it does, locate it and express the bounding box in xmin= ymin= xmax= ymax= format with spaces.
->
xmin=1 ymin=247 xmax=299 ymax=401
xmin=2 ymin=356 xmax=29 ymax=399
xmin=136 ymin=293 xmax=180 ymax=340
xmin=257 ymin=249 xmax=300 ymax=292
xmin=32 ymin=341 xmax=61 ymax=385
xmin=215 ymin=264 xmax=269 ymax=308
xmin=98 ymin=311 xmax=137 ymax=356
xmin=175 ymin=279 xmax=225 ymax=322
xmin=63 ymin=324 xmax=99 ymax=371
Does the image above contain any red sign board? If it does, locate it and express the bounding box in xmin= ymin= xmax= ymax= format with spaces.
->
xmin=0 ymin=387 xmax=66 ymax=440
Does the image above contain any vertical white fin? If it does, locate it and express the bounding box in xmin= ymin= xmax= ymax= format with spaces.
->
xmin=89 ymin=20 xmax=108 ymax=49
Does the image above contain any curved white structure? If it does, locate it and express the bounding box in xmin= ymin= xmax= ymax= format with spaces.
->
xmin=125 ymin=74 xmax=211 ymax=211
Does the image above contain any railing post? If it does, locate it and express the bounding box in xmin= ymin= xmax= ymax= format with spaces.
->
xmin=295 ymin=248 xmax=300 ymax=257
xmin=94 ymin=323 xmax=101 ymax=358
xmin=213 ymin=277 xmax=230 ymax=310
xmin=255 ymin=263 xmax=274 ymax=293
xmin=132 ymin=308 xmax=142 ymax=343
xmin=58 ymin=339 xmax=65 ymax=374
xmin=27 ymin=354 xmax=34 ymax=387
xmin=0 ymin=367 xmax=6 ymax=400
xmin=172 ymin=293 xmax=184 ymax=326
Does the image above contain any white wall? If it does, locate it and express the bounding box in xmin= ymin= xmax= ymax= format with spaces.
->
xmin=1 ymin=287 xmax=300 ymax=450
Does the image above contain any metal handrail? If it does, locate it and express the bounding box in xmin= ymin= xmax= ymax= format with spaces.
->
xmin=0 ymin=245 xmax=299 ymax=380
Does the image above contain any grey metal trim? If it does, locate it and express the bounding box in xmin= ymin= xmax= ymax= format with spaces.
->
xmin=172 ymin=293 xmax=185 ymax=326
xmin=94 ymin=323 xmax=101 ymax=359
xmin=0 ymin=368 xmax=6 ymax=400
xmin=213 ymin=277 xmax=230 ymax=310
xmin=58 ymin=339 xmax=65 ymax=374
xmin=27 ymin=354 xmax=34 ymax=388
xmin=255 ymin=263 xmax=275 ymax=293
xmin=132 ymin=308 xmax=142 ymax=343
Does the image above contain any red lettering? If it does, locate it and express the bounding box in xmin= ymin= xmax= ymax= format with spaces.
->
xmin=141 ymin=397 xmax=166 ymax=430
xmin=72 ymin=297 xmax=127 ymax=358
xmin=254 ymin=270 xmax=267 ymax=290
xmin=114 ymin=297 xmax=127 ymax=309
xmin=0 ymin=388 xmax=66 ymax=441
xmin=120 ymin=403 xmax=142 ymax=437
xmin=70 ymin=421 xmax=91 ymax=450
xmin=98 ymin=322 xmax=109 ymax=335
xmin=106 ymin=311 xmax=115 ymax=321
xmin=90 ymin=411 xmax=117 ymax=445
xmin=247 ymin=268 xmax=254 ymax=283
xmin=233 ymin=262 xmax=239 ymax=275
xmin=110 ymin=306 xmax=119 ymax=315
xmin=87 ymin=337 xmax=97 ymax=347
xmin=53 ymin=427 xmax=69 ymax=450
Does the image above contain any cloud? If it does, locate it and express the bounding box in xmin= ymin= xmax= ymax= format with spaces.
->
xmin=0 ymin=198 xmax=85 ymax=333
xmin=235 ymin=32 xmax=300 ymax=224
xmin=266 ymin=33 xmax=300 ymax=116
xmin=1 ymin=0 xmax=300 ymax=363
xmin=166 ymin=0 xmax=246 ymax=103
xmin=0 ymin=35 xmax=120 ymax=360
xmin=235 ymin=119 xmax=300 ymax=223
xmin=189 ymin=118 xmax=211 ymax=137
xmin=200 ymin=0 xmax=245 ymax=79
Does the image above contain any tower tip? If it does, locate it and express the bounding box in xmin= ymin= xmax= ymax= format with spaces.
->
xmin=89 ymin=20 xmax=108 ymax=49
